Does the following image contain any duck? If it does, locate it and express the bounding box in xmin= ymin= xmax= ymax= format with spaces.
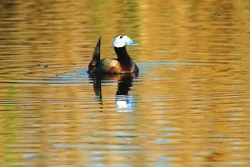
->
xmin=88 ymin=35 xmax=139 ymax=74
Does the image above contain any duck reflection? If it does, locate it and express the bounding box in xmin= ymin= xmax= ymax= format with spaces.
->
xmin=89 ymin=73 xmax=138 ymax=112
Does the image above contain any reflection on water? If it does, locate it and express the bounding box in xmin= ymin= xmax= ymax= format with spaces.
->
xmin=89 ymin=73 xmax=138 ymax=112
xmin=1 ymin=0 xmax=250 ymax=166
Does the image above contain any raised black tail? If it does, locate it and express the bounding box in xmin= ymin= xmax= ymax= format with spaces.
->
xmin=88 ymin=36 xmax=101 ymax=73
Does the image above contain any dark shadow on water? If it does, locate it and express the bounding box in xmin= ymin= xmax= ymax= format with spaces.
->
xmin=88 ymin=73 xmax=138 ymax=112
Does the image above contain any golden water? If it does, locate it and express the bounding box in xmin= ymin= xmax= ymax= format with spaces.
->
xmin=1 ymin=0 xmax=250 ymax=166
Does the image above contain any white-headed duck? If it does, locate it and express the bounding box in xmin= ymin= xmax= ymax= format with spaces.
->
xmin=88 ymin=35 xmax=138 ymax=74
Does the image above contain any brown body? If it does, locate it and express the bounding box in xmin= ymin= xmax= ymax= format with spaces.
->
xmin=88 ymin=37 xmax=138 ymax=74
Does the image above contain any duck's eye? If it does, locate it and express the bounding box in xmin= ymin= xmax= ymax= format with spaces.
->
xmin=120 ymin=35 xmax=123 ymax=39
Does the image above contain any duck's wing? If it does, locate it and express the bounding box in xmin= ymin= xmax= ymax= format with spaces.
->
xmin=88 ymin=36 xmax=101 ymax=72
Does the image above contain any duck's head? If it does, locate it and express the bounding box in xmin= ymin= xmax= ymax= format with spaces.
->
xmin=113 ymin=35 xmax=138 ymax=48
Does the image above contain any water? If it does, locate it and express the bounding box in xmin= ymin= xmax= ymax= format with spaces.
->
xmin=1 ymin=0 xmax=250 ymax=166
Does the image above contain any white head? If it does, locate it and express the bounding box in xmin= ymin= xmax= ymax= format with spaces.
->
xmin=113 ymin=35 xmax=138 ymax=48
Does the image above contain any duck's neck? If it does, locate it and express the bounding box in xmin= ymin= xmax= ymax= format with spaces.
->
xmin=114 ymin=46 xmax=132 ymax=62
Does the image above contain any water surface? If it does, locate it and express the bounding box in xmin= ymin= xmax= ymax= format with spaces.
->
xmin=1 ymin=0 xmax=250 ymax=166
